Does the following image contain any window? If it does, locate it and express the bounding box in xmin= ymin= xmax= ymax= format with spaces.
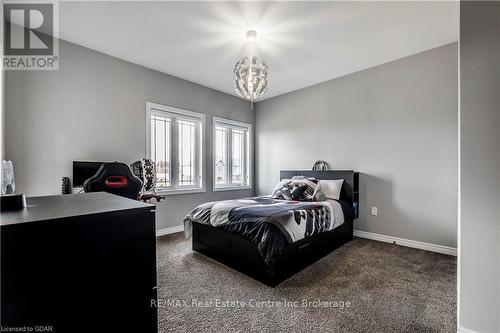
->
xmin=146 ymin=102 xmax=205 ymax=194
xmin=213 ymin=117 xmax=252 ymax=190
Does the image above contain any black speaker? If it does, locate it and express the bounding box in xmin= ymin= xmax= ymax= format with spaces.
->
xmin=62 ymin=177 xmax=71 ymax=194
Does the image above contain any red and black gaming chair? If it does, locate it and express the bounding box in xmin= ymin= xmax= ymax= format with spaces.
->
xmin=83 ymin=162 xmax=142 ymax=200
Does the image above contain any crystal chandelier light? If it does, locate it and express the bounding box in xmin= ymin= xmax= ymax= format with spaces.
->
xmin=234 ymin=30 xmax=269 ymax=104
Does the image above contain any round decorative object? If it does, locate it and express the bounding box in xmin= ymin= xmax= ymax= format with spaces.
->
xmin=234 ymin=56 xmax=269 ymax=102
xmin=312 ymin=160 xmax=329 ymax=171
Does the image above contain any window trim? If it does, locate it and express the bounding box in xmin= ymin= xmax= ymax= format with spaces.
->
xmin=212 ymin=116 xmax=253 ymax=192
xmin=146 ymin=101 xmax=206 ymax=195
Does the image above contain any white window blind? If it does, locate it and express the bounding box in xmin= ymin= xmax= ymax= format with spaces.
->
xmin=147 ymin=102 xmax=205 ymax=194
xmin=213 ymin=117 xmax=252 ymax=190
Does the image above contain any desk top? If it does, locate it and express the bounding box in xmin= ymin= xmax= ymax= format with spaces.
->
xmin=1 ymin=192 xmax=154 ymax=226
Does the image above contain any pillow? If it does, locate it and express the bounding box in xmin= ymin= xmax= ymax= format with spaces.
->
xmin=291 ymin=176 xmax=318 ymax=184
xmin=291 ymin=184 xmax=308 ymax=200
xmin=318 ymin=179 xmax=344 ymax=200
xmin=271 ymin=179 xmax=291 ymax=198
xmin=307 ymin=177 xmax=319 ymax=184
xmin=271 ymin=177 xmax=319 ymax=201
xmin=278 ymin=187 xmax=292 ymax=200
xmin=314 ymin=190 xmax=327 ymax=202
xmin=291 ymin=178 xmax=319 ymax=201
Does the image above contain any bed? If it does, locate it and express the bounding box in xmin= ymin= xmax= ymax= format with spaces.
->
xmin=184 ymin=170 xmax=359 ymax=286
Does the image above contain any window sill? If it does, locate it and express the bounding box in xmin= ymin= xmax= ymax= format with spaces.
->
xmin=155 ymin=188 xmax=206 ymax=196
xmin=213 ymin=185 xmax=252 ymax=192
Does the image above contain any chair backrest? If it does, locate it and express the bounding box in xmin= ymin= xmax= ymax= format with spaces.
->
xmin=83 ymin=162 xmax=143 ymax=200
xmin=130 ymin=158 xmax=156 ymax=193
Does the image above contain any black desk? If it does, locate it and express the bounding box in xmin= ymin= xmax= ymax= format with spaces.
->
xmin=1 ymin=192 xmax=157 ymax=332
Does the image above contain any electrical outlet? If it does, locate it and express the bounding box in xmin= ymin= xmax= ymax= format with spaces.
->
xmin=371 ymin=207 xmax=378 ymax=216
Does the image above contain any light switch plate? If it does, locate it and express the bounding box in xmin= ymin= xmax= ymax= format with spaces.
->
xmin=371 ymin=207 xmax=378 ymax=216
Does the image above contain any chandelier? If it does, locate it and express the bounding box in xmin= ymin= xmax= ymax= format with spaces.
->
xmin=234 ymin=30 xmax=269 ymax=104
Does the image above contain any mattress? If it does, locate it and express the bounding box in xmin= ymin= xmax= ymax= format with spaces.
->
xmin=184 ymin=197 xmax=351 ymax=266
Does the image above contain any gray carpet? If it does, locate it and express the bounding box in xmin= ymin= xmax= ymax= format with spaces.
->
xmin=156 ymin=233 xmax=456 ymax=333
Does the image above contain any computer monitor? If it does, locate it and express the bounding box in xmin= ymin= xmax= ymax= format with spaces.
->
xmin=72 ymin=161 xmax=104 ymax=187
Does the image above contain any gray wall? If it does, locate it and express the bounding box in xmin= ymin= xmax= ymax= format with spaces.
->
xmin=4 ymin=39 xmax=254 ymax=230
xmin=459 ymin=2 xmax=500 ymax=332
xmin=256 ymin=43 xmax=458 ymax=248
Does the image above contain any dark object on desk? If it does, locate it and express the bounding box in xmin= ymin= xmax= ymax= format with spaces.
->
xmin=72 ymin=161 xmax=104 ymax=187
xmin=83 ymin=162 xmax=142 ymax=199
xmin=0 ymin=192 xmax=157 ymax=333
xmin=192 ymin=170 xmax=359 ymax=286
xmin=0 ymin=193 xmax=26 ymax=211
xmin=61 ymin=176 xmax=71 ymax=194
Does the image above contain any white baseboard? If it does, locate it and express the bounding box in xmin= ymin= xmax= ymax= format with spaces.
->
xmin=156 ymin=226 xmax=457 ymax=255
xmin=457 ymin=326 xmax=479 ymax=333
xmin=353 ymin=230 xmax=457 ymax=256
xmin=156 ymin=225 xmax=184 ymax=237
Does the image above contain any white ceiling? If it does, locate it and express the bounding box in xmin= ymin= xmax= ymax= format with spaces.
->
xmin=57 ymin=1 xmax=459 ymax=100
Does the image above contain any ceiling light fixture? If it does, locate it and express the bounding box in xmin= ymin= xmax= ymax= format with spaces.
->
xmin=234 ymin=30 xmax=269 ymax=107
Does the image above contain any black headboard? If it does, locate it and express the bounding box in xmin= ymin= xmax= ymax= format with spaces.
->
xmin=280 ymin=170 xmax=356 ymax=205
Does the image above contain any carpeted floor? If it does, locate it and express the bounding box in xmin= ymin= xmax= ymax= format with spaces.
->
xmin=156 ymin=233 xmax=456 ymax=333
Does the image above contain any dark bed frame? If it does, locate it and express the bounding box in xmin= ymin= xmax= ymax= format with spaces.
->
xmin=192 ymin=170 xmax=358 ymax=286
